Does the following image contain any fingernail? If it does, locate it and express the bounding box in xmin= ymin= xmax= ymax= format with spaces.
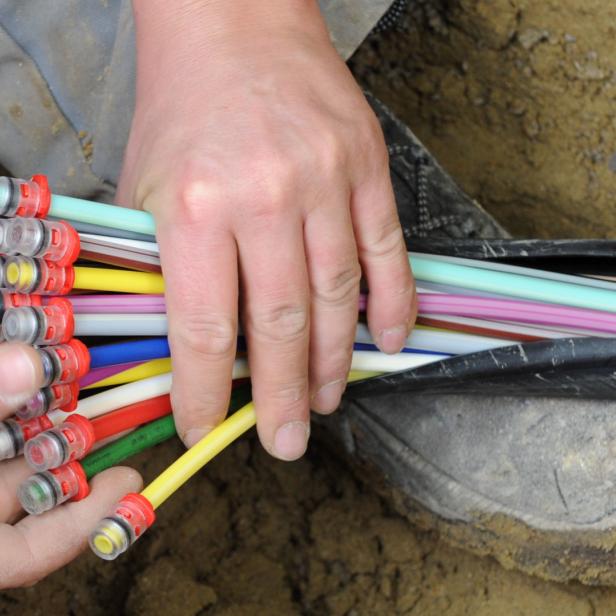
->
xmin=312 ymin=379 xmax=345 ymax=413
xmin=377 ymin=325 xmax=408 ymax=354
xmin=0 ymin=345 xmax=37 ymax=408
xmin=272 ymin=421 xmax=310 ymax=461
xmin=183 ymin=427 xmax=213 ymax=449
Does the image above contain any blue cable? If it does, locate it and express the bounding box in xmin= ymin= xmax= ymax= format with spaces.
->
xmin=89 ymin=337 xmax=452 ymax=369
xmin=89 ymin=338 xmax=171 ymax=369
xmin=352 ymin=342 xmax=452 ymax=356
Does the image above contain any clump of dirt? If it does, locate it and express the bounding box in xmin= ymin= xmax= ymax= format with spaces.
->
xmin=351 ymin=0 xmax=616 ymax=238
xmin=5 ymin=434 xmax=616 ymax=615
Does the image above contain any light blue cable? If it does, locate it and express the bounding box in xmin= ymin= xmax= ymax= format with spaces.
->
xmin=410 ymin=255 xmax=616 ymax=313
xmin=46 ymin=193 xmax=616 ymax=314
xmin=50 ymin=195 xmax=156 ymax=236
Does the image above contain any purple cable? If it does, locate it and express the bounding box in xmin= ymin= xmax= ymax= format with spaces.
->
xmin=79 ymin=361 xmax=144 ymax=388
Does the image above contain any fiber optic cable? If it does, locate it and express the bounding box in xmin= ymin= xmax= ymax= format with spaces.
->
xmin=83 ymin=358 xmax=172 ymax=390
xmin=410 ymin=255 xmax=616 ymax=314
xmin=89 ymin=338 xmax=170 ymax=369
xmin=24 ymin=395 xmax=173 ymax=472
xmin=88 ymin=373 xmax=372 ymax=560
xmin=80 ymin=361 xmax=145 ymax=389
xmin=73 ymin=267 xmax=164 ymax=294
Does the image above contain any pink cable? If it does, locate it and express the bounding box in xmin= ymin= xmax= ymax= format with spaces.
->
xmin=417 ymin=294 xmax=616 ymax=334
xmin=67 ymin=294 xmax=166 ymax=314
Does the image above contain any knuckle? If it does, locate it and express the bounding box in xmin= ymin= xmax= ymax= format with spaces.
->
xmin=314 ymin=262 xmax=362 ymax=307
xmin=362 ymin=218 xmax=406 ymax=262
xmin=262 ymin=378 xmax=309 ymax=411
xmin=249 ymin=303 xmax=309 ymax=343
xmin=175 ymin=177 xmax=225 ymax=224
xmin=173 ymin=311 xmax=236 ymax=358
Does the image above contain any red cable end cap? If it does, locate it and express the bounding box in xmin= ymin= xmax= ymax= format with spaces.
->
xmin=30 ymin=175 xmax=51 ymax=219
xmin=57 ymin=265 xmax=75 ymax=296
xmin=122 ymin=493 xmax=156 ymax=529
xmin=60 ymin=382 xmax=80 ymax=413
xmin=66 ymin=461 xmax=90 ymax=502
xmin=58 ymin=222 xmax=81 ymax=267
xmin=48 ymin=297 xmax=75 ymax=341
xmin=64 ymin=414 xmax=96 ymax=455
xmin=68 ymin=339 xmax=91 ymax=378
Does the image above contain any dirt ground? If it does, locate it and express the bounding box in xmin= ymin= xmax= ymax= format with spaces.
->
xmin=3 ymin=1 xmax=616 ymax=614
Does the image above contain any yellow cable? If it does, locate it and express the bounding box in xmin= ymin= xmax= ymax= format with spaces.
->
xmin=84 ymin=358 xmax=173 ymax=390
xmin=73 ymin=267 xmax=165 ymax=294
xmin=140 ymin=371 xmax=379 ymax=509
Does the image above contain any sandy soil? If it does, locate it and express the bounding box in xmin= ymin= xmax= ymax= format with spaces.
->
xmin=351 ymin=0 xmax=616 ymax=239
xmin=3 ymin=1 xmax=616 ymax=614
xmin=5 ymin=435 xmax=616 ymax=616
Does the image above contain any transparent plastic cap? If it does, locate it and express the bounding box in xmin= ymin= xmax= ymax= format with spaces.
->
xmin=2 ymin=307 xmax=38 ymax=344
xmin=0 ymin=219 xmax=10 ymax=254
xmin=0 ymin=421 xmax=19 ymax=460
xmin=17 ymin=390 xmax=49 ymax=421
xmin=18 ymin=473 xmax=57 ymax=515
xmin=89 ymin=518 xmax=131 ymax=561
xmin=0 ymin=177 xmax=11 ymax=215
xmin=24 ymin=431 xmax=66 ymax=472
xmin=7 ymin=218 xmax=45 ymax=257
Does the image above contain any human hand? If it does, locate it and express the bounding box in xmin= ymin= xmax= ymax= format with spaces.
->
xmin=0 ymin=344 xmax=141 ymax=589
xmin=118 ymin=0 xmax=416 ymax=459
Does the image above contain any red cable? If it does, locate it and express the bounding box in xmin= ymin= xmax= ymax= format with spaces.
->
xmin=91 ymin=394 xmax=172 ymax=442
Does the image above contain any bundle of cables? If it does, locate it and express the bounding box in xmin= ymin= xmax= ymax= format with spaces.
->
xmin=1 ymin=174 xmax=616 ymax=561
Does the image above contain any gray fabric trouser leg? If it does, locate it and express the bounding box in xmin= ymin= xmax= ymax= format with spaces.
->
xmin=0 ymin=0 xmax=393 ymax=202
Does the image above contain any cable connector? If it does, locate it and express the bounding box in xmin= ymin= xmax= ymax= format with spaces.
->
xmin=38 ymin=339 xmax=90 ymax=386
xmin=25 ymin=414 xmax=95 ymax=472
xmin=18 ymin=461 xmax=89 ymax=515
xmin=2 ymin=297 xmax=75 ymax=345
xmin=89 ymin=493 xmax=155 ymax=560
xmin=5 ymin=219 xmax=80 ymax=266
xmin=0 ymin=415 xmax=53 ymax=461
xmin=0 ymin=175 xmax=51 ymax=218
xmin=18 ymin=382 xmax=80 ymax=420
xmin=2 ymin=256 xmax=74 ymax=295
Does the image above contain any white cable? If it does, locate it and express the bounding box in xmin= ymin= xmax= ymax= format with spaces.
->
xmin=355 ymin=323 xmax=516 ymax=355
xmin=74 ymin=314 xmax=168 ymax=336
xmin=50 ymin=351 xmax=442 ymax=425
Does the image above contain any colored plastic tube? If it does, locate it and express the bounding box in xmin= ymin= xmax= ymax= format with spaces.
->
xmin=410 ymin=255 xmax=616 ymax=313
xmin=83 ymin=358 xmax=172 ymax=390
xmin=69 ymin=294 xmax=166 ymax=314
xmin=80 ymin=361 xmax=144 ymax=388
xmin=50 ymin=194 xmax=156 ymax=236
xmin=89 ymin=338 xmax=170 ymax=369
xmin=417 ymin=294 xmax=616 ymax=334
xmin=73 ymin=267 xmax=164 ymax=294
xmin=82 ymin=415 xmax=177 ymax=478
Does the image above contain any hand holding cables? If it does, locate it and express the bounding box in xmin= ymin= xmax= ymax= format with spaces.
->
xmin=0 ymin=342 xmax=141 ymax=589
xmin=112 ymin=0 xmax=417 ymax=463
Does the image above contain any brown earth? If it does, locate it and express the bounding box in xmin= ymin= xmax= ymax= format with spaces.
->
xmin=3 ymin=1 xmax=616 ymax=614
xmin=351 ymin=0 xmax=616 ymax=239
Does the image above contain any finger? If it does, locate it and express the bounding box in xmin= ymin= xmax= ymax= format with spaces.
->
xmin=0 ymin=343 xmax=44 ymax=419
xmin=351 ymin=155 xmax=416 ymax=354
xmin=238 ymin=213 xmax=311 ymax=461
xmin=0 ymin=466 xmax=142 ymax=589
xmin=154 ymin=192 xmax=239 ymax=448
xmin=0 ymin=458 xmax=33 ymax=524
xmin=304 ymin=201 xmax=360 ymax=414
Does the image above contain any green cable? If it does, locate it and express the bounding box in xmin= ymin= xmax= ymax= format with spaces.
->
xmin=410 ymin=255 xmax=616 ymax=313
xmin=81 ymin=384 xmax=254 ymax=479
xmin=82 ymin=415 xmax=176 ymax=479
xmin=50 ymin=195 xmax=156 ymax=236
